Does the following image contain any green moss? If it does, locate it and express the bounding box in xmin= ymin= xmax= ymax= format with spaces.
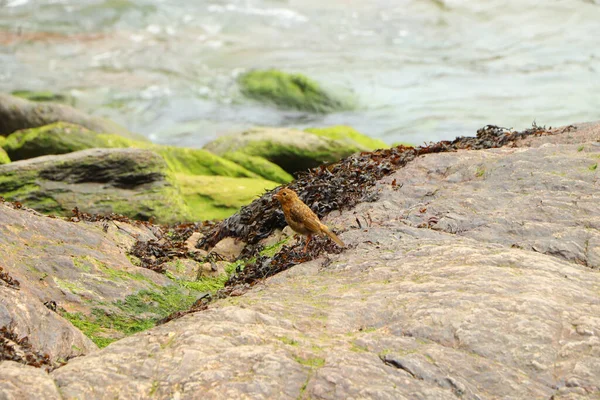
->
xmin=350 ymin=343 xmax=369 ymax=352
xmin=277 ymin=336 xmax=299 ymax=346
xmin=11 ymin=90 xmax=73 ymax=104
xmin=62 ymin=285 xmax=199 ymax=348
xmin=72 ymin=255 xmax=150 ymax=282
xmin=165 ymin=259 xmax=244 ymax=294
xmin=126 ymin=254 xmax=142 ymax=267
xmin=260 ymin=237 xmax=291 ymax=258
xmin=2 ymin=122 xmax=105 ymax=161
xmin=305 ymin=126 xmax=387 ymax=150
xmin=240 ymin=137 xmax=357 ymax=174
xmin=152 ymin=145 xmax=256 ymax=178
xmin=62 ymin=312 xmax=116 ymax=348
xmin=238 ymin=69 xmax=353 ymax=113
xmin=589 ymin=163 xmax=598 ymax=171
xmin=115 ymin=285 xmax=196 ymax=317
xmin=293 ymin=355 xmax=325 ymax=368
xmin=72 ymin=256 xmax=92 ymax=272
xmin=577 ymin=145 xmax=585 ymax=152
xmin=222 ymin=151 xmax=293 ymax=184
xmin=475 ymin=167 xmax=486 ymax=177
xmin=176 ymin=174 xmax=279 ymax=221
xmin=0 ymin=147 xmax=9 ymax=164
xmin=55 ymin=277 xmax=85 ymax=293
xmin=2 ymin=123 xmax=257 ymax=179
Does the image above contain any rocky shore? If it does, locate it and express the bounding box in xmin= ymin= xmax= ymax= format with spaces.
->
xmin=1 ymin=107 xmax=598 ymax=398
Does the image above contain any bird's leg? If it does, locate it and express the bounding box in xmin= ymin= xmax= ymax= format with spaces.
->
xmin=302 ymin=234 xmax=312 ymax=253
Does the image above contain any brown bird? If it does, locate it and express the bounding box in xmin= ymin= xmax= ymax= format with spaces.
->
xmin=274 ymin=188 xmax=345 ymax=252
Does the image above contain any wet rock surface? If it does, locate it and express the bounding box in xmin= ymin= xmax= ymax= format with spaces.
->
xmin=2 ymin=122 xmax=599 ymax=399
xmin=0 ymin=147 xmax=190 ymax=223
xmin=0 ymin=93 xmax=141 ymax=140
xmin=203 ymin=127 xmax=376 ymax=174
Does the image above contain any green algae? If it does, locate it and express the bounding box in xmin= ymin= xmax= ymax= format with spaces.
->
xmin=0 ymin=147 xmax=9 ymax=164
xmin=176 ymin=174 xmax=279 ymax=221
xmin=222 ymin=151 xmax=293 ymax=183
xmin=11 ymin=90 xmax=73 ymax=105
xmin=238 ymin=69 xmax=353 ymax=113
xmin=62 ymin=285 xmax=199 ymax=348
xmin=305 ymin=125 xmax=388 ymax=150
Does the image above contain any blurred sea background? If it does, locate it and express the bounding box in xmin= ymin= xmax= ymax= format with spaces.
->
xmin=1 ymin=0 xmax=599 ymax=147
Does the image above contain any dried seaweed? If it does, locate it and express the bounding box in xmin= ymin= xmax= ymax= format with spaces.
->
xmin=0 ymin=325 xmax=58 ymax=371
xmin=200 ymin=123 xmax=556 ymax=250
xmin=0 ymin=266 xmax=20 ymax=290
xmin=127 ymin=222 xmax=215 ymax=273
xmin=163 ymin=123 xmax=558 ymax=304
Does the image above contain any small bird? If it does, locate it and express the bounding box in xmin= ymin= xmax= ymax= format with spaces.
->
xmin=274 ymin=188 xmax=345 ymax=252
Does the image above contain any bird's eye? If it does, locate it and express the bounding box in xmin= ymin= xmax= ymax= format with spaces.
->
xmin=282 ymin=192 xmax=287 ymax=196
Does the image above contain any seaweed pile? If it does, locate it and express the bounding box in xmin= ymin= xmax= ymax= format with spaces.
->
xmin=199 ymin=123 xmax=560 ymax=249
xmin=0 ymin=326 xmax=56 ymax=371
xmin=70 ymin=207 xmax=216 ymax=272
xmin=0 ymin=266 xmax=20 ymax=290
xmin=184 ymin=123 xmax=567 ymax=305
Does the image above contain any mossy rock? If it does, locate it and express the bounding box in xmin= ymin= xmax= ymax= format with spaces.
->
xmin=0 ymin=148 xmax=190 ymax=223
xmin=2 ymin=123 xmax=113 ymax=161
xmin=0 ymin=92 xmax=145 ymax=140
xmin=204 ymin=127 xmax=379 ymax=174
xmin=238 ymin=69 xmax=353 ymax=113
xmin=0 ymin=147 xmax=9 ymax=165
xmin=176 ymin=174 xmax=280 ymax=220
xmin=305 ymin=125 xmax=388 ymax=151
xmin=11 ymin=90 xmax=74 ymax=105
xmin=221 ymin=151 xmax=293 ymax=184
xmin=2 ymin=122 xmax=258 ymax=178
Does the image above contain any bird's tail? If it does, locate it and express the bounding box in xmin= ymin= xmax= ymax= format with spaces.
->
xmin=321 ymin=225 xmax=345 ymax=247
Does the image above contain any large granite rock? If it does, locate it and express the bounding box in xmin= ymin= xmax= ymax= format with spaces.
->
xmin=0 ymin=284 xmax=97 ymax=363
xmin=0 ymin=200 xmax=209 ymax=350
xmin=0 ymin=362 xmax=61 ymax=400
xmin=3 ymin=122 xmax=600 ymax=399
xmin=0 ymin=93 xmax=142 ymax=140
xmin=0 ymin=148 xmax=191 ymax=223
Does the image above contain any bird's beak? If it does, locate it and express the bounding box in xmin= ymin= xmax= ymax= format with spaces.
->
xmin=273 ymin=192 xmax=280 ymax=200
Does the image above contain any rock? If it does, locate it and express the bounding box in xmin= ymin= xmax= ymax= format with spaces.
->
xmin=161 ymin=259 xmax=201 ymax=281
xmin=0 ymin=148 xmax=191 ymax=224
xmin=210 ymin=237 xmax=246 ymax=262
xmin=0 ymin=202 xmax=202 ymax=348
xmin=0 ymin=122 xmax=257 ymax=178
xmin=184 ymin=232 xmax=205 ymax=254
xmin=204 ymin=127 xmax=375 ymax=174
xmin=0 ymin=93 xmax=143 ymax=140
xmin=176 ymin=174 xmax=279 ymax=221
xmin=238 ymin=69 xmax=353 ymax=113
xmin=1 ymin=122 xmax=125 ymax=162
xmin=198 ymin=261 xmax=228 ymax=278
xmin=304 ymin=125 xmax=388 ymax=151
xmin=11 ymin=90 xmax=74 ymax=105
xmin=0 ymin=147 xmax=9 ymax=165
xmin=45 ymin=122 xmax=600 ymax=399
xmin=0 ymin=362 xmax=61 ymax=400
xmin=221 ymin=151 xmax=293 ymax=184
xmin=0 ymin=123 xmax=282 ymax=220
xmin=1 ymin=285 xmax=97 ymax=363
